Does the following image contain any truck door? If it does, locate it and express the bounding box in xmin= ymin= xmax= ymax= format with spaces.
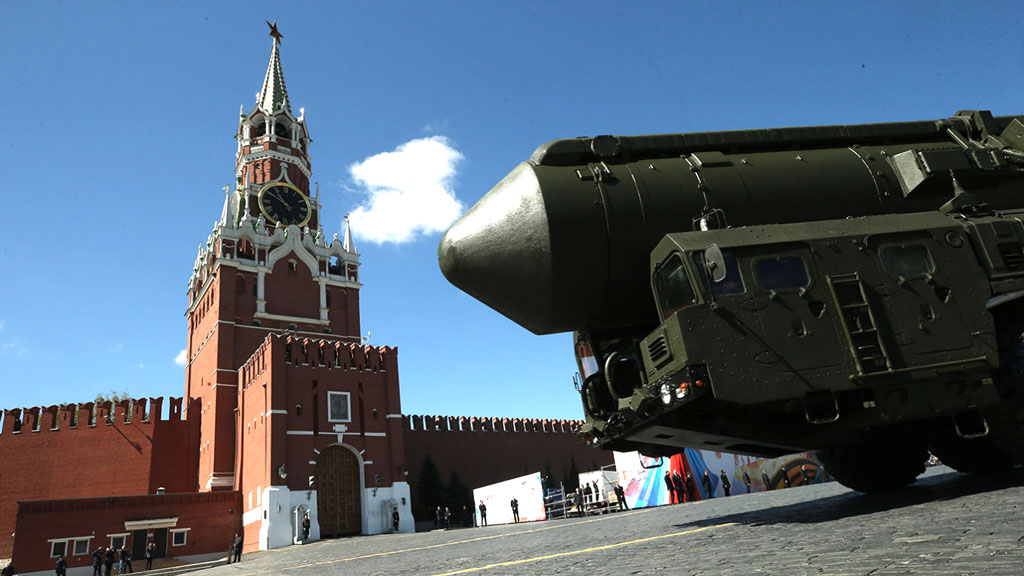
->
xmin=873 ymin=237 xmax=971 ymax=358
xmin=748 ymin=247 xmax=844 ymax=371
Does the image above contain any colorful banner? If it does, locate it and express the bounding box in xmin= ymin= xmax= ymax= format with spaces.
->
xmin=613 ymin=449 xmax=827 ymax=509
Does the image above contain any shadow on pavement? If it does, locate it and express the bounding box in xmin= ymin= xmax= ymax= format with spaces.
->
xmin=676 ymin=467 xmax=1024 ymax=528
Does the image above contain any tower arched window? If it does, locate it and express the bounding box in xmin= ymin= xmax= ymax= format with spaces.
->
xmin=274 ymin=122 xmax=289 ymax=141
xmin=251 ymin=119 xmax=266 ymax=138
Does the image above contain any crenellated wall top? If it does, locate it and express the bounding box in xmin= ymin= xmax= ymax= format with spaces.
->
xmin=0 ymin=397 xmax=190 ymax=436
xmin=402 ymin=414 xmax=583 ymax=434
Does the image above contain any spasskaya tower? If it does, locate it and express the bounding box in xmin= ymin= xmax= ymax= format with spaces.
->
xmin=182 ymin=23 xmax=409 ymax=549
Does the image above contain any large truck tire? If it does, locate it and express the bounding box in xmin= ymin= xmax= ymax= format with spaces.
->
xmin=989 ymin=304 xmax=1024 ymax=465
xmin=927 ymin=429 xmax=1013 ymax=474
xmin=815 ymin=439 xmax=928 ymax=493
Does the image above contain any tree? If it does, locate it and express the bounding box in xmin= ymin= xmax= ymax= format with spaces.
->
xmin=444 ymin=471 xmax=472 ymax=526
xmin=94 ymin=390 xmax=132 ymax=404
xmin=566 ymin=455 xmax=580 ymax=491
xmin=415 ymin=454 xmax=444 ymax=521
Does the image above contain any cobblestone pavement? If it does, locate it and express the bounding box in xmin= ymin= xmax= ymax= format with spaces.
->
xmin=203 ymin=466 xmax=1024 ymax=576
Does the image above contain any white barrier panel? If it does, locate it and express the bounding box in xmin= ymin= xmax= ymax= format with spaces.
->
xmin=472 ymin=472 xmax=545 ymax=525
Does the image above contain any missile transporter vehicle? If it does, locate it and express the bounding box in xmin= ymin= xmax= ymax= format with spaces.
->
xmin=440 ymin=110 xmax=1024 ymax=492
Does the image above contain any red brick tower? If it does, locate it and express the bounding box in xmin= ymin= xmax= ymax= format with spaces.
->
xmin=183 ymin=24 xmax=409 ymax=550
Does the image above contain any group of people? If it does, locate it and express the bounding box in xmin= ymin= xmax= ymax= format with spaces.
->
xmin=81 ymin=542 xmax=156 ymax=576
xmin=570 ymin=481 xmax=629 ymax=513
xmin=661 ymin=464 xmax=817 ymax=503
xmin=663 ymin=468 xmax=741 ymax=503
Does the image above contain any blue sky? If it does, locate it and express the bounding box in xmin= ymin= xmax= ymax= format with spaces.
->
xmin=1 ymin=1 xmax=1022 ymax=421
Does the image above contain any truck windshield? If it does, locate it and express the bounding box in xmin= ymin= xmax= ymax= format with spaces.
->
xmin=654 ymin=254 xmax=697 ymax=318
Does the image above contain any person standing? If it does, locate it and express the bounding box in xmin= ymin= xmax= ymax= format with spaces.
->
xmin=800 ymin=465 xmax=812 ymax=485
xmin=92 ymin=547 xmax=104 ymax=576
xmin=671 ymin=470 xmax=685 ymax=504
xmin=478 ymin=501 xmax=488 ymax=527
xmin=720 ymin=469 xmax=732 ymax=496
xmin=435 ymin=506 xmax=443 ymax=529
xmin=684 ymin=473 xmax=696 ymax=502
xmin=103 ymin=547 xmax=115 ymax=576
xmin=510 ymin=497 xmax=520 ymax=523
xmin=614 ymin=484 xmax=629 ymax=510
xmin=144 ymin=542 xmax=155 ymax=571
xmin=55 ymin=555 xmax=67 ymax=576
xmin=302 ymin=513 xmax=311 ymax=542
xmin=783 ymin=471 xmax=792 ymax=488
xmin=701 ymin=470 xmax=714 ymax=498
xmin=231 ymin=533 xmax=243 ymax=564
xmin=742 ymin=471 xmax=752 ymax=493
xmin=444 ymin=506 xmax=452 ymax=530
xmin=120 ymin=544 xmax=133 ymax=573
xmin=663 ymin=471 xmax=675 ymax=504
xmin=761 ymin=469 xmax=773 ymax=491
xmin=392 ymin=507 xmax=400 ymax=532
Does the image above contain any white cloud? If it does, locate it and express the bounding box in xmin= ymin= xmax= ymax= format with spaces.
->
xmin=1 ymin=341 xmax=28 ymax=357
xmin=346 ymin=136 xmax=464 ymax=245
xmin=174 ymin=349 xmax=187 ymax=367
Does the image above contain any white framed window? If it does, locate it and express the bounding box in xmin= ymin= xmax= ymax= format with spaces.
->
xmin=327 ymin=391 xmax=351 ymax=422
xmin=50 ymin=540 xmax=67 ymax=558
xmin=170 ymin=529 xmax=189 ymax=547
xmin=108 ymin=533 xmax=128 ymax=550
xmin=73 ymin=537 xmax=92 ymax=556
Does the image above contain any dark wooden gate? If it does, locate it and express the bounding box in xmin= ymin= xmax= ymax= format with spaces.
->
xmin=316 ymin=445 xmax=362 ymax=536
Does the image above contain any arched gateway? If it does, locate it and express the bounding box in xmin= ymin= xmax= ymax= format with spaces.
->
xmin=316 ymin=444 xmax=363 ymax=536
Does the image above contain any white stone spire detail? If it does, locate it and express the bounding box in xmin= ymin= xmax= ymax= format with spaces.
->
xmin=343 ymin=215 xmax=358 ymax=254
xmin=218 ymin=186 xmax=236 ymax=227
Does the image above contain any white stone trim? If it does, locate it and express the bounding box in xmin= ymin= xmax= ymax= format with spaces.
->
xmin=386 ymin=414 xmax=403 ymax=419
xmin=267 ymin=410 xmax=287 ymax=415
xmin=124 ymin=518 xmax=177 ymax=530
xmin=253 ymin=311 xmax=329 ymax=326
xmin=363 ymin=432 xmax=387 ymax=437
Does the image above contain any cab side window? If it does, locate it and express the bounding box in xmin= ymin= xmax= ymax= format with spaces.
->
xmin=754 ymin=256 xmax=809 ymax=291
xmin=880 ymin=244 xmax=934 ymax=277
xmin=654 ymin=254 xmax=697 ymax=317
xmin=693 ymin=250 xmax=745 ymax=296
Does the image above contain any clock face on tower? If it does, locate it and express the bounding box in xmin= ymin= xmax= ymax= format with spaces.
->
xmin=258 ymin=182 xmax=312 ymax=227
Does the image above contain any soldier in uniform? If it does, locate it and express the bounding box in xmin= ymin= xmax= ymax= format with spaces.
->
xmin=742 ymin=471 xmax=752 ymax=493
xmin=761 ymin=469 xmax=773 ymax=491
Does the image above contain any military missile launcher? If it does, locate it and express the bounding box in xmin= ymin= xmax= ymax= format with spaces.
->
xmin=440 ymin=110 xmax=1024 ymax=492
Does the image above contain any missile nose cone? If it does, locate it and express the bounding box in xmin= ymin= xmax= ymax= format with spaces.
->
xmin=439 ymin=163 xmax=554 ymax=334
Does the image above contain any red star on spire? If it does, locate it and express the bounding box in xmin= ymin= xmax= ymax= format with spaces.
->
xmin=266 ymin=20 xmax=283 ymax=44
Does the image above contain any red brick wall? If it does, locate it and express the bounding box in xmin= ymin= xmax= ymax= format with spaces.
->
xmin=11 ymin=491 xmax=240 ymax=574
xmin=402 ymin=415 xmax=613 ymax=518
xmin=0 ymin=398 xmax=199 ymax=559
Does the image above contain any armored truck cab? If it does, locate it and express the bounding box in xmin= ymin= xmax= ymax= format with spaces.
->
xmin=441 ymin=111 xmax=1024 ymax=492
